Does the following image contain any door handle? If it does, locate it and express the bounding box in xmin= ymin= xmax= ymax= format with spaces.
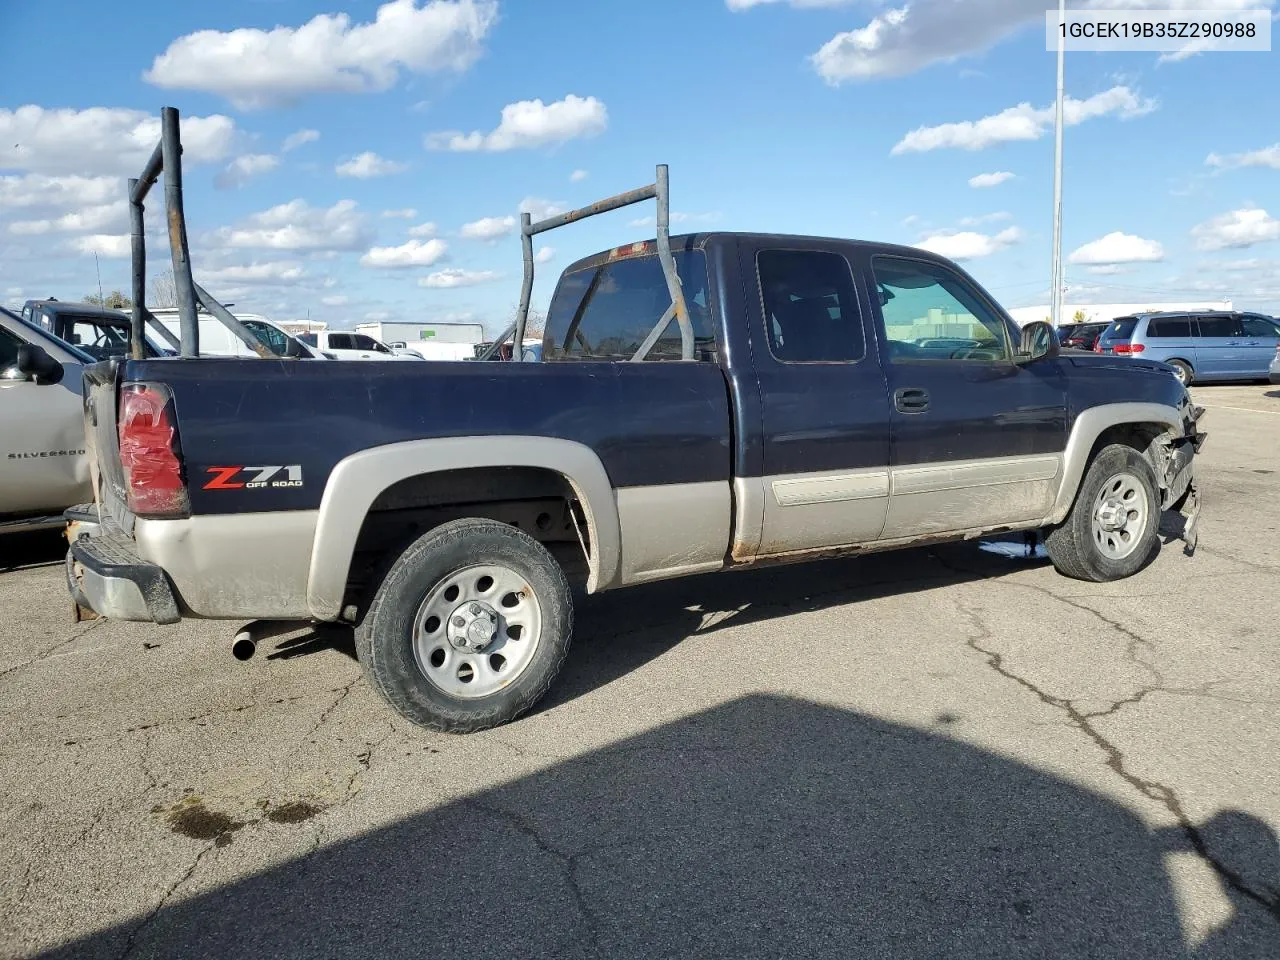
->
xmin=894 ymin=387 xmax=930 ymax=413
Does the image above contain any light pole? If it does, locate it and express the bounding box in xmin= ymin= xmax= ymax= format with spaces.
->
xmin=1050 ymin=0 xmax=1066 ymax=326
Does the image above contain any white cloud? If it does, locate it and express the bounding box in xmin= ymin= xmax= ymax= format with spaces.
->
xmin=382 ymin=208 xmax=418 ymax=219
xmin=535 ymin=246 xmax=556 ymax=264
xmin=214 ymin=153 xmax=280 ymax=189
xmin=419 ymin=268 xmax=501 ymax=288
xmin=1191 ymin=208 xmax=1280 ymax=250
xmin=627 ymin=211 xmax=721 ymax=228
xmin=428 ymin=95 xmax=608 ymax=152
xmin=9 ymin=201 xmax=127 ymax=236
xmin=0 ymin=105 xmax=237 ymax=176
xmin=196 ymin=260 xmax=307 ymax=284
xmin=1068 ymin=231 xmax=1164 ymax=265
xmin=728 ymin=0 xmax=854 ymax=8
xmin=914 ymin=225 xmax=1022 ymax=261
xmin=211 ymin=199 xmax=370 ymax=252
xmin=892 ymin=86 xmax=1156 ymax=154
xmin=957 ymin=211 xmax=1012 ymax=227
xmin=570 ymin=169 xmax=589 ymax=183
xmin=281 ymin=129 xmax=320 ymax=153
xmin=409 ymin=221 xmax=440 ymax=237
xmin=519 ymin=197 xmax=568 ymax=223
xmin=0 ymin=174 xmax=120 ymax=209
xmin=145 ymin=0 xmax=499 ymax=109
xmin=1082 ymin=264 xmax=1132 ymax=276
xmin=968 ymin=171 xmax=1014 ymax=188
xmin=321 ymin=295 xmax=350 ymax=307
xmin=1205 ymin=143 xmax=1280 ymax=171
xmin=460 ymin=215 xmax=516 ymax=241
xmin=335 ymin=151 xmax=408 ymax=178
xmin=809 ymin=0 xmax=1265 ymax=83
xmin=365 ymin=311 xmax=392 ymax=322
xmin=360 ymin=237 xmax=449 ymax=267
xmin=71 ymin=234 xmax=130 ymax=258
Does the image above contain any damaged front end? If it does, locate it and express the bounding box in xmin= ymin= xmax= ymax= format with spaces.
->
xmin=1150 ymin=398 xmax=1207 ymax=555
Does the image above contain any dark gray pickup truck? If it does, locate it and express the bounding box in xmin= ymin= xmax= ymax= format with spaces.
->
xmin=65 ymin=130 xmax=1204 ymax=732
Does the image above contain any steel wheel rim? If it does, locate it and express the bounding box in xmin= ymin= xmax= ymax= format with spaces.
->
xmin=1091 ymin=471 xmax=1149 ymax=561
xmin=412 ymin=564 xmax=542 ymax=700
xmin=1172 ymin=364 xmax=1189 ymax=385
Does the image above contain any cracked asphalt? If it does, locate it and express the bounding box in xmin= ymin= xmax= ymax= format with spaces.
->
xmin=1 ymin=383 xmax=1278 ymax=958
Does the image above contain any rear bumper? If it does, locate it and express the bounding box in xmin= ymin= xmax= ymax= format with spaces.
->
xmin=1269 ymin=368 xmax=1280 ymax=384
xmin=66 ymin=529 xmax=180 ymax=624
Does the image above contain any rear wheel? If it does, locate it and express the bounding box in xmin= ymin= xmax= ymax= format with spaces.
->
xmin=356 ymin=518 xmax=574 ymax=732
xmin=1045 ymin=444 xmax=1159 ymax=582
xmin=1166 ymin=358 xmax=1193 ymax=386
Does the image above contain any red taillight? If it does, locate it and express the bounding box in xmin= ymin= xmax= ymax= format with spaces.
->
xmin=118 ymin=382 xmax=188 ymax=517
xmin=1113 ymin=342 xmax=1138 ymax=354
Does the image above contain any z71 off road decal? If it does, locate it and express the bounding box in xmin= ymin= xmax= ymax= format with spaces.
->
xmin=204 ymin=465 xmax=303 ymax=490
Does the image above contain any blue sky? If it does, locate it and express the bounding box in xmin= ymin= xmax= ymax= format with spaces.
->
xmin=3 ymin=0 xmax=1278 ymax=333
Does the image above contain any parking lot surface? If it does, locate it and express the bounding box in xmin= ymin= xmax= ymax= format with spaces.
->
xmin=1 ymin=384 xmax=1277 ymax=958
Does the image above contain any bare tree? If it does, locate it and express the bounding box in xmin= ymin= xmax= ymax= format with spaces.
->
xmin=85 ymin=291 xmax=132 ymax=309
xmin=509 ymin=305 xmax=545 ymax=340
xmin=150 ymin=269 xmax=178 ymax=308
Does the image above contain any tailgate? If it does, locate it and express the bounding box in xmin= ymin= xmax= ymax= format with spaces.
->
xmin=82 ymin=360 xmax=135 ymax=534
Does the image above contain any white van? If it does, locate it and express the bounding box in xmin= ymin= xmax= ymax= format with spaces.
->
xmin=150 ymin=309 xmax=323 ymax=359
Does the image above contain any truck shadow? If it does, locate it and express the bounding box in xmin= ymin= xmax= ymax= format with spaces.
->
xmin=0 ymin=530 xmax=67 ymax=573
xmin=37 ymin=694 xmax=1279 ymax=959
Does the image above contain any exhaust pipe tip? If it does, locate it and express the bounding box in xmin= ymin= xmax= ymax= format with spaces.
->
xmin=232 ymin=632 xmax=257 ymax=662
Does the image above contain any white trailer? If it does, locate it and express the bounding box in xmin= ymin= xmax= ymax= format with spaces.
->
xmin=354 ymin=321 xmax=485 ymax=361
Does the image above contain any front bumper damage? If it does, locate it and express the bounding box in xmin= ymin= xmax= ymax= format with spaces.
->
xmin=1158 ymin=402 xmax=1206 ymax=555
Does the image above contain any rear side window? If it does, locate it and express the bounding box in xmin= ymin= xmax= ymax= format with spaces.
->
xmin=1108 ymin=318 xmax=1138 ymax=339
xmin=543 ymin=250 xmax=713 ymax=361
xmin=758 ymin=250 xmax=864 ymax=363
xmin=328 ymin=333 xmax=354 ymax=350
xmin=1196 ymin=316 xmax=1243 ymax=338
xmin=1146 ymin=318 xmax=1191 ymax=338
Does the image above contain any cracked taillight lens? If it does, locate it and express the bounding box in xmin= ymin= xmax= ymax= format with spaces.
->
xmin=118 ymin=382 xmax=188 ymax=517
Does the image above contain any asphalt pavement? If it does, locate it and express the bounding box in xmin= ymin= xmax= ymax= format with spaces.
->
xmin=1 ymin=383 xmax=1277 ymax=958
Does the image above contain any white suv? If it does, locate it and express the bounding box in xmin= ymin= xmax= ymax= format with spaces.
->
xmin=299 ymin=331 xmax=423 ymax=361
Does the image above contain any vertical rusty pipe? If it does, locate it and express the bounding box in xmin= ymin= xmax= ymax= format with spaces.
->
xmin=128 ymin=178 xmax=146 ymax=360
xmin=654 ymin=165 xmax=694 ymax=360
xmin=160 ymin=107 xmax=199 ymax=357
xmin=514 ymin=212 xmax=534 ymax=362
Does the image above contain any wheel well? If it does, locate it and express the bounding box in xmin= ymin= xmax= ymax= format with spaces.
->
xmin=1165 ymin=357 xmax=1193 ymax=370
xmin=345 ymin=466 xmax=592 ymax=609
xmin=1087 ymin=421 xmax=1173 ymax=486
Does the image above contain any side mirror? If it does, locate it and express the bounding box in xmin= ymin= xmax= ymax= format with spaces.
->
xmin=1018 ymin=321 xmax=1059 ymax=363
xmin=15 ymin=344 xmax=66 ymax=385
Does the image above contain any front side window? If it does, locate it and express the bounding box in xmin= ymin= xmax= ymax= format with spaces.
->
xmin=351 ymin=334 xmax=382 ymax=351
xmin=1146 ymin=318 xmax=1191 ymax=339
xmin=1241 ymin=316 xmax=1278 ymax=338
xmin=243 ymin=321 xmax=288 ymax=354
xmin=328 ymin=333 xmax=354 ymax=350
xmin=1196 ymin=316 xmax=1243 ymax=338
xmin=543 ymin=250 xmax=713 ymax=361
xmin=0 ymin=325 xmax=24 ymax=373
xmin=871 ymin=257 xmax=1010 ymax=362
xmin=757 ymin=249 xmax=864 ymax=363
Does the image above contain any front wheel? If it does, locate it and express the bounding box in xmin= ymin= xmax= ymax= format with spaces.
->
xmin=356 ymin=518 xmax=574 ymax=732
xmin=1044 ymin=444 xmax=1160 ymax=582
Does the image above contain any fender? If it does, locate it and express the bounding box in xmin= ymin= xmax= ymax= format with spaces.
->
xmin=1046 ymin=401 xmax=1184 ymax=525
xmin=306 ymin=436 xmax=622 ymax=621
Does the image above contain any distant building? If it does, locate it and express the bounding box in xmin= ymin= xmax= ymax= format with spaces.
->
xmin=1007 ymin=300 xmax=1233 ymax=328
xmin=277 ymin=319 xmax=328 ymax=335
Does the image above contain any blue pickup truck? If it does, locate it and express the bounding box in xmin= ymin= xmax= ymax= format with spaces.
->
xmin=65 ymin=160 xmax=1205 ymax=732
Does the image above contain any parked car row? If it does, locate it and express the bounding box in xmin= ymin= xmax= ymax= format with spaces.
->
xmin=1057 ymin=311 xmax=1280 ymax=385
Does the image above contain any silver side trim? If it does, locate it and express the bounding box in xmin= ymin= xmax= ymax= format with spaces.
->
xmin=308 ymin=436 xmax=622 ymax=621
xmin=892 ymin=455 xmax=1060 ymax=496
xmin=772 ymin=470 xmax=889 ymax=506
xmin=616 ymin=481 xmax=731 ymax=585
xmin=731 ymin=476 xmax=765 ymax=561
xmin=135 ymin=512 xmax=317 ymax=619
xmin=1047 ymin=402 xmax=1183 ymax=524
